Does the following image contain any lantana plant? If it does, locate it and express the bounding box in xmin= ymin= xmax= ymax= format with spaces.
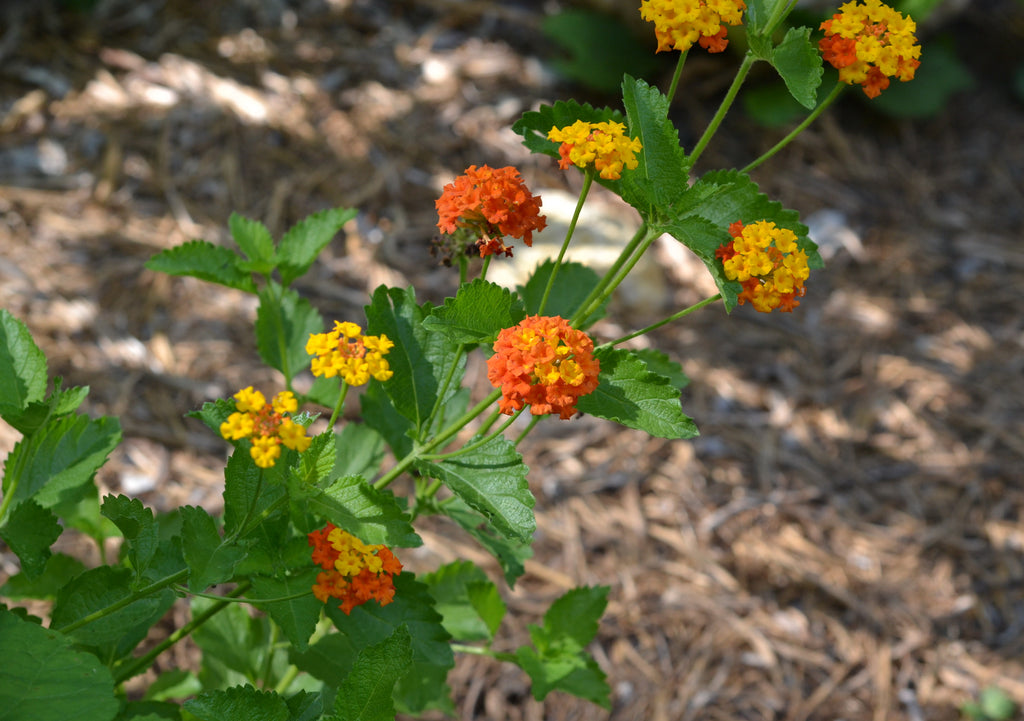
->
xmin=0 ymin=1 xmax=920 ymax=719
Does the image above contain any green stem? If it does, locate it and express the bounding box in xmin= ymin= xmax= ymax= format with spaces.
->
xmin=172 ymin=584 xmax=312 ymax=605
xmin=112 ymin=582 xmax=251 ymax=685
xmin=538 ymin=171 xmax=594 ymax=316
xmin=226 ymin=467 xmax=265 ymax=544
xmin=474 ymin=407 xmax=504 ymax=437
xmin=458 ymin=254 xmax=468 ymax=285
xmin=573 ymin=225 xmax=660 ymax=327
xmin=569 ymin=222 xmax=649 ymax=328
xmin=422 ymin=408 xmax=524 ymax=460
xmin=266 ymin=280 xmax=294 ymax=389
xmin=689 ymin=51 xmax=758 ymax=166
xmin=59 ymin=569 xmax=190 ymax=634
xmin=514 ymin=414 xmax=541 ymax=447
xmin=600 ymin=293 xmax=722 ymax=349
xmin=762 ymin=0 xmax=800 ymax=37
xmin=665 ymin=47 xmax=690 ymax=105
xmin=373 ymin=389 xmax=503 ymax=490
xmin=741 ymin=81 xmax=846 ymax=174
xmin=422 ymin=347 xmax=467 ymax=439
xmin=327 ymin=381 xmax=350 ymax=427
xmin=451 ymin=642 xmax=517 ymax=663
xmin=274 ymin=664 xmax=301 ymax=695
xmin=259 ymin=621 xmax=278 ymax=687
xmin=479 ymin=254 xmax=492 ymax=282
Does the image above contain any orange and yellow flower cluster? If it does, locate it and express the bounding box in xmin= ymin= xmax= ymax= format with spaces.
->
xmin=308 ymin=522 xmax=403 ymax=615
xmin=716 ymin=220 xmax=810 ymax=313
xmin=547 ymin=121 xmax=642 ymax=181
xmin=220 ymin=387 xmax=312 ymax=468
xmin=640 ymin=0 xmax=746 ymax=54
xmin=435 ymin=165 xmax=547 ymax=258
xmin=306 ymin=321 xmax=394 ymax=386
xmin=487 ymin=315 xmax=601 ymax=419
xmin=819 ymin=0 xmax=921 ymax=98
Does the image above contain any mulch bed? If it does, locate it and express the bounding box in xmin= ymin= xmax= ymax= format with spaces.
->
xmin=1 ymin=1 xmax=1022 ymax=719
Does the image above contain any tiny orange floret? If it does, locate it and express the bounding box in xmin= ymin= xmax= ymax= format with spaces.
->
xmin=435 ymin=165 xmax=546 ymax=258
xmin=818 ymin=0 xmax=921 ymax=98
xmin=487 ymin=315 xmax=601 ymax=420
xmin=308 ymin=523 xmax=403 ymax=615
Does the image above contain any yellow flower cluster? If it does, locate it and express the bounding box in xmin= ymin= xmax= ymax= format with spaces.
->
xmin=306 ymin=321 xmax=394 ymax=386
xmin=819 ymin=0 xmax=921 ymax=98
xmin=220 ymin=387 xmax=312 ymax=468
xmin=547 ymin=121 xmax=642 ymax=181
xmin=716 ymin=220 xmax=810 ymax=313
xmin=640 ymin=0 xmax=746 ymax=54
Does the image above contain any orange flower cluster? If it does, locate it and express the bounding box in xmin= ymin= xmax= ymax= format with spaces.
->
xmin=716 ymin=220 xmax=810 ymax=313
xmin=487 ymin=315 xmax=601 ymax=419
xmin=640 ymin=0 xmax=746 ymax=54
xmin=308 ymin=522 xmax=403 ymax=615
xmin=819 ymin=0 xmax=921 ymax=99
xmin=306 ymin=321 xmax=394 ymax=387
xmin=435 ymin=165 xmax=546 ymax=258
xmin=547 ymin=120 xmax=642 ymax=181
xmin=219 ymin=387 xmax=311 ymax=468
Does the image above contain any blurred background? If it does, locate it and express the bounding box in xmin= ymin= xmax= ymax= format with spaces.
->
xmin=1 ymin=1 xmax=1023 ymax=718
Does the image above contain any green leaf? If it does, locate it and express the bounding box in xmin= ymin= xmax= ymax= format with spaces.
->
xmin=422 ymin=560 xmax=505 ymax=641
xmin=770 ymin=26 xmax=823 ymax=110
xmin=222 ymin=449 xmax=289 ymax=539
xmin=2 ymin=413 xmax=121 ymax=513
xmin=288 ymin=474 xmax=421 ymax=548
xmin=100 ymin=495 xmax=158 ymax=582
xmin=6 ymin=381 xmax=91 ymax=436
xmin=229 ymin=212 xmax=276 ymax=274
xmin=0 ymin=606 xmax=118 ymax=721
xmin=0 ymin=500 xmax=61 ymax=579
xmin=541 ymin=10 xmax=662 ymax=94
xmin=360 ymin=381 xmax=414 ymax=458
xmin=180 ymin=506 xmax=245 ymax=591
xmin=0 ymin=553 xmax=87 ymax=600
xmin=620 ymin=74 xmax=691 ymax=214
xmin=517 ymin=260 xmax=606 ymax=327
xmin=416 ymin=435 xmax=534 ymax=543
xmin=249 ymin=570 xmax=322 ymax=653
xmin=327 ymin=573 xmax=454 ymax=715
xmin=277 ymin=207 xmax=357 ymax=286
xmin=144 ymin=240 xmax=256 ymax=293
xmin=50 ymin=566 xmax=175 ymax=655
xmin=576 ymin=347 xmax=698 ymax=439
xmin=142 ymin=669 xmax=203 ymax=702
xmin=190 ymin=597 xmax=267 ymax=682
xmin=536 ymin=586 xmax=609 ymax=651
xmin=514 ymin=646 xmax=610 ymax=708
xmin=364 ymin=286 xmax=463 ymax=434
xmin=444 ymin=498 xmax=532 ymax=587
xmin=333 ymin=626 xmax=413 ymax=721
xmin=255 ymin=283 xmax=324 ymax=381
xmin=511 ymin=100 xmax=625 ymax=158
xmin=423 ymin=279 xmax=526 ymax=346
xmin=290 ymin=633 xmax=360 ymax=688
xmin=188 ymin=398 xmax=236 ymax=436
xmin=663 ymin=169 xmax=821 ymax=311
xmin=629 ymin=348 xmax=688 ymax=390
xmin=0 ymin=310 xmax=47 ymax=419
xmin=979 ymin=686 xmax=1017 ymax=720
xmin=513 ymin=586 xmax=611 ymax=708
xmin=289 ymin=431 xmax=336 ymax=487
xmin=185 ymin=685 xmax=289 ymax=721
xmin=333 ymin=424 xmax=386 ymax=480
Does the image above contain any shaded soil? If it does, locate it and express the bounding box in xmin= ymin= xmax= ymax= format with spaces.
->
xmin=2 ymin=1 xmax=1023 ymax=719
